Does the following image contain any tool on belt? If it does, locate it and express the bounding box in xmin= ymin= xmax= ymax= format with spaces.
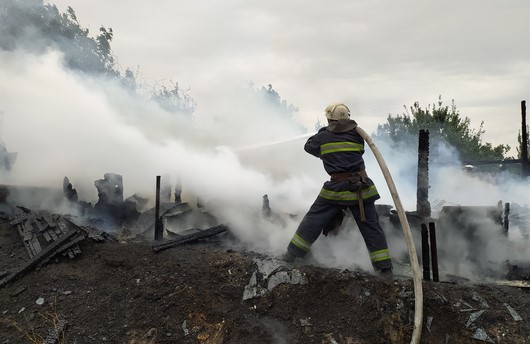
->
xmin=330 ymin=171 xmax=369 ymax=221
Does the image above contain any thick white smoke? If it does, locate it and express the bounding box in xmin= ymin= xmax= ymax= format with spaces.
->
xmin=0 ymin=48 xmax=319 ymax=251
xmin=1 ymin=47 xmax=530 ymax=279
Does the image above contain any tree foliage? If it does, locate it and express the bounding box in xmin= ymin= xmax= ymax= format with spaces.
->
xmin=0 ymin=0 xmax=195 ymax=115
xmin=374 ymin=96 xmax=510 ymax=161
xmin=258 ymin=84 xmax=299 ymax=116
xmin=517 ymin=127 xmax=529 ymax=159
xmin=151 ymin=82 xmax=197 ymax=115
xmin=1 ymin=0 xmax=118 ymax=76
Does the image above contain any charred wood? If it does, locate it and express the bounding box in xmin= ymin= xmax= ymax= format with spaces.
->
xmin=63 ymin=176 xmax=78 ymax=202
xmin=0 ymin=229 xmax=79 ymax=287
xmin=416 ymin=129 xmax=431 ymax=220
xmin=152 ymin=224 xmax=228 ymax=252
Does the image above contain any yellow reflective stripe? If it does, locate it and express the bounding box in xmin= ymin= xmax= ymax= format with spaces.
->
xmin=320 ymin=142 xmax=363 ymax=155
xmin=318 ymin=185 xmax=378 ymax=201
xmin=291 ymin=233 xmax=311 ymax=251
xmin=370 ymin=249 xmax=390 ymax=262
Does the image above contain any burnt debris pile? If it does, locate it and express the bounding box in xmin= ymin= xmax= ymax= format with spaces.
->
xmin=0 ymin=206 xmax=117 ymax=288
xmin=0 ymin=172 xmax=238 ymax=287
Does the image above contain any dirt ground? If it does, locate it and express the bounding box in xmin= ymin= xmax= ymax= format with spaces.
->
xmin=1 ymin=220 xmax=530 ymax=344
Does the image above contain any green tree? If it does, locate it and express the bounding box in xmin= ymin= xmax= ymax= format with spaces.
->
xmin=517 ymin=127 xmax=529 ymax=159
xmin=246 ymin=82 xmax=299 ymax=117
xmin=0 ymin=0 xmax=118 ymax=76
xmin=260 ymin=84 xmax=299 ymax=116
xmin=374 ymin=96 xmax=510 ymax=161
xmin=1 ymin=0 xmax=196 ymax=115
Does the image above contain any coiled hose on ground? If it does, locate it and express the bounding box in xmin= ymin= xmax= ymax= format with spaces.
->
xmin=355 ymin=126 xmax=423 ymax=344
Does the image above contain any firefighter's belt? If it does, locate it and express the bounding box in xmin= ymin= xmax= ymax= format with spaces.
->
xmin=329 ymin=172 xmax=368 ymax=222
xmin=329 ymin=171 xmax=368 ymax=182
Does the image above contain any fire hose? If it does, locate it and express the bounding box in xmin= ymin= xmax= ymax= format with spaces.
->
xmin=236 ymin=127 xmax=424 ymax=342
xmin=355 ymin=126 xmax=423 ymax=344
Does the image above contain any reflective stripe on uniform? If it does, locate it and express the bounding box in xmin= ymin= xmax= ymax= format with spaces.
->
xmin=320 ymin=142 xmax=363 ymax=155
xmin=290 ymin=233 xmax=311 ymax=252
xmin=369 ymin=248 xmax=391 ymax=262
xmin=318 ymin=185 xmax=378 ymax=201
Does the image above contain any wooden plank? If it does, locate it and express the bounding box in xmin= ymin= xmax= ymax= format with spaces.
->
xmin=47 ymin=228 xmax=58 ymax=241
xmin=57 ymin=222 xmax=69 ymax=235
xmin=33 ymin=218 xmax=47 ymax=232
xmin=0 ymin=230 xmax=80 ymax=287
xmin=42 ymin=230 xmax=52 ymax=242
xmin=152 ymin=224 xmax=228 ymax=252
xmin=30 ymin=235 xmax=42 ymax=255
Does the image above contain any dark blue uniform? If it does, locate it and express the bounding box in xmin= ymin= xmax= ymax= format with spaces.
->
xmin=287 ymin=119 xmax=392 ymax=271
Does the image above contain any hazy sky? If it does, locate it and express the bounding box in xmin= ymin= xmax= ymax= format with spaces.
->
xmin=51 ymin=0 xmax=530 ymax=155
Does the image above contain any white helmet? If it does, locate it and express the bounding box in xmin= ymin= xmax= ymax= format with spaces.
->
xmin=324 ymin=103 xmax=350 ymax=120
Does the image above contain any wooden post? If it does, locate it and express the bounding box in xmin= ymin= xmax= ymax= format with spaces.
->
xmin=429 ymin=222 xmax=439 ymax=282
xmin=503 ymin=203 xmax=510 ymax=237
xmin=174 ymin=174 xmax=182 ymax=204
xmin=421 ymin=223 xmax=430 ymax=281
xmin=417 ymin=130 xmax=431 ymax=221
xmin=522 ymin=101 xmax=529 ymax=177
xmin=154 ymin=176 xmax=163 ymax=241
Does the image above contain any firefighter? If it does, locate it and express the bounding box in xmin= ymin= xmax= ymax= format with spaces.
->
xmin=283 ymin=103 xmax=393 ymax=275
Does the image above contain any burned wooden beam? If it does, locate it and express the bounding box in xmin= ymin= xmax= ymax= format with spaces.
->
xmin=38 ymin=234 xmax=87 ymax=267
xmin=416 ymin=129 xmax=431 ymax=221
xmin=11 ymin=208 xmax=84 ymax=260
xmin=152 ymin=224 xmax=228 ymax=253
xmin=174 ymin=174 xmax=182 ymax=204
xmin=63 ymin=218 xmax=118 ymax=242
xmin=0 ymin=229 xmax=80 ymax=287
xmin=155 ymin=175 xmax=163 ymax=241
xmin=262 ymin=194 xmax=271 ymax=217
xmin=503 ymin=203 xmax=510 ymax=236
xmin=421 ymin=223 xmax=430 ymax=281
xmin=429 ymin=221 xmax=439 ymax=282
xmin=1 ymin=210 xmax=118 ymax=288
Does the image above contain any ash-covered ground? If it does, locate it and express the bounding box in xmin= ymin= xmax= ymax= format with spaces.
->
xmin=1 ymin=212 xmax=530 ymax=344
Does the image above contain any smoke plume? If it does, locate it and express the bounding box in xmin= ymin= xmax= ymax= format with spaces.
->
xmin=1 ymin=43 xmax=530 ymax=280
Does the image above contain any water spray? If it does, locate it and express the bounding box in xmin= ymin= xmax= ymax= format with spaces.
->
xmin=233 ymin=132 xmax=315 ymax=152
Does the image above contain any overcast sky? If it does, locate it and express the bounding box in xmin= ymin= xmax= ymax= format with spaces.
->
xmin=50 ymin=0 xmax=530 ymax=155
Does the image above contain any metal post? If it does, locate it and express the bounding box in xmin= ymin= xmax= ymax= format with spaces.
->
xmin=429 ymin=222 xmax=439 ymax=282
xmin=522 ymin=100 xmax=529 ymax=177
xmin=421 ymin=223 xmax=430 ymax=281
xmin=154 ymin=176 xmax=163 ymax=241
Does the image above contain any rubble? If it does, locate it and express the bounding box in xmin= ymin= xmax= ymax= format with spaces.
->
xmin=472 ymin=328 xmax=495 ymax=343
xmin=0 ymin=171 xmax=529 ymax=343
xmin=93 ymin=173 xmax=140 ymax=226
xmin=243 ymin=257 xmax=308 ymax=301
xmin=504 ymin=303 xmax=523 ymax=321
xmin=465 ymin=309 xmax=485 ymax=327
xmin=0 ymin=206 xmax=118 ymax=288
